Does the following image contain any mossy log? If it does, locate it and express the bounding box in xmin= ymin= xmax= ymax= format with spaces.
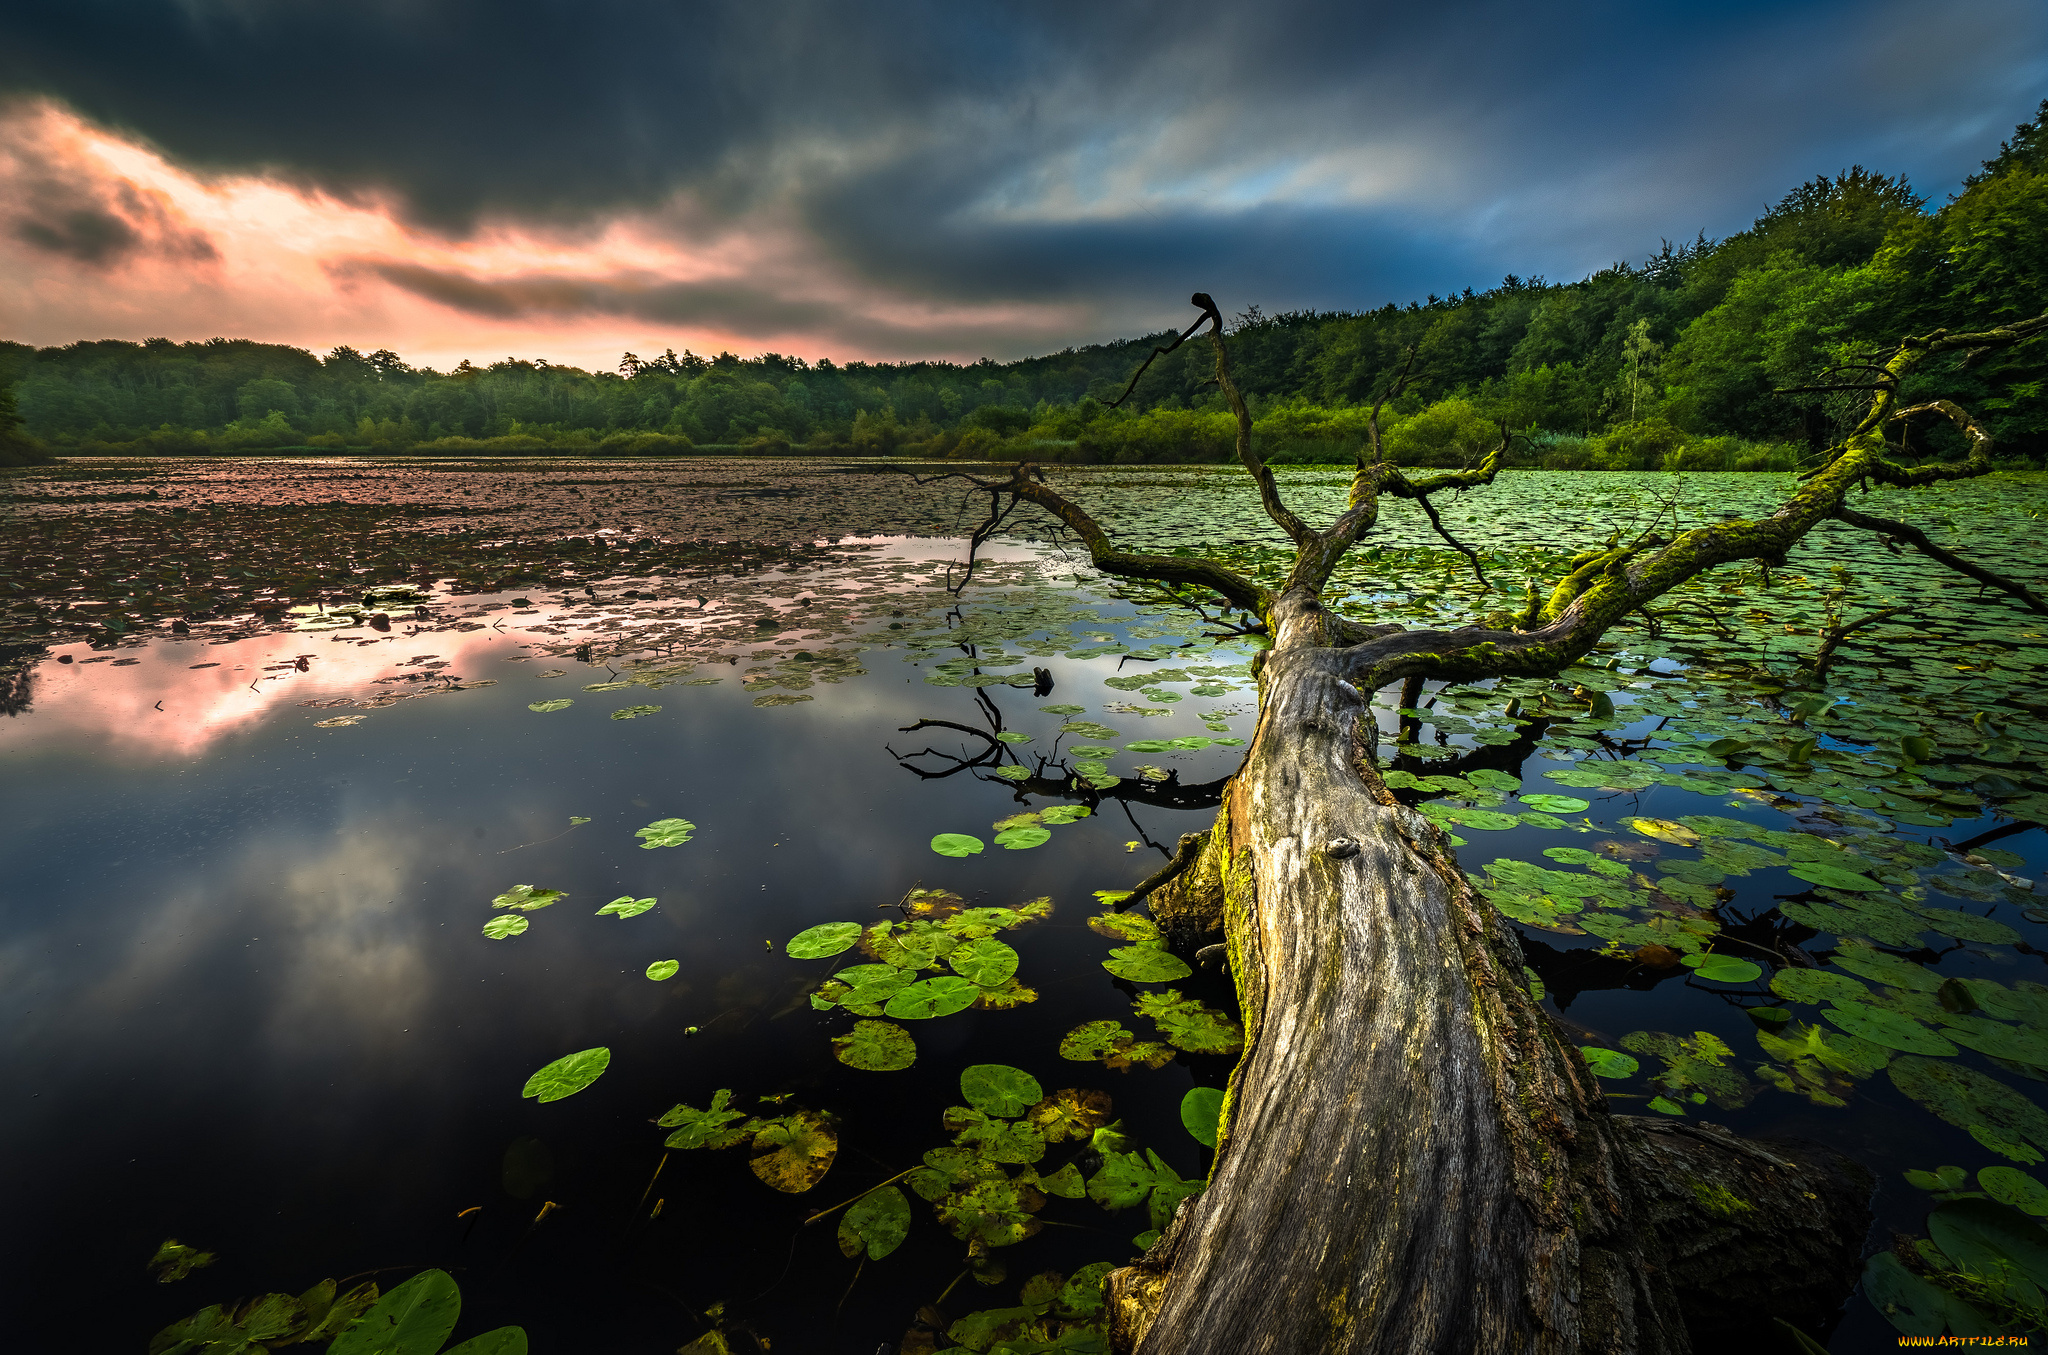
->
xmin=1098 ymin=633 xmax=1871 ymax=1354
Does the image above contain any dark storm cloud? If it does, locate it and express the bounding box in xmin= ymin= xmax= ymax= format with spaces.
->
xmin=2 ymin=127 xmax=218 ymax=268
xmin=4 ymin=0 xmax=2044 ymax=351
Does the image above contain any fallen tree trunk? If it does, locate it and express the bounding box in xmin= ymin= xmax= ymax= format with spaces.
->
xmin=1106 ymin=636 xmax=1873 ymax=1353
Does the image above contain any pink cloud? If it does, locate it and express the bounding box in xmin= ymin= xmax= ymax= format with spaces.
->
xmin=0 ymin=99 xmax=1084 ymax=370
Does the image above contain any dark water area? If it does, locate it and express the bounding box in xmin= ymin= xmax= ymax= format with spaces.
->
xmin=4 ymin=457 xmax=2048 ymax=1352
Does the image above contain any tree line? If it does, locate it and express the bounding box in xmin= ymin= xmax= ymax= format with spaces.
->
xmin=3 ymin=99 xmax=2040 ymax=472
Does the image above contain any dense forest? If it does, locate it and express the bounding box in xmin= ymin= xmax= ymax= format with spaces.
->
xmin=3 ymin=100 xmax=2042 ymax=472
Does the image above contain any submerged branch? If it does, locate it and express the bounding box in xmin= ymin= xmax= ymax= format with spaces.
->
xmin=1833 ymin=507 xmax=2048 ymax=614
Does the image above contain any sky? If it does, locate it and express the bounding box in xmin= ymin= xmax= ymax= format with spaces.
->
xmin=2 ymin=0 xmax=2044 ymax=374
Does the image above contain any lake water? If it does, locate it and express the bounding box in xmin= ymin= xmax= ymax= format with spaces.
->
xmin=4 ymin=458 xmax=2046 ymax=1351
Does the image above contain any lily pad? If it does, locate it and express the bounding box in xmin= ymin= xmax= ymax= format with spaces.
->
xmin=833 ymin=1019 xmax=917 ymax=1072
xmin=1180 ymin=1086 xmax=1225 ymax=1147
xmin=1088 ymin=912 xmax=1160 ymax=944
xmin=597 ymin=896 xmax=656 ymax=919
xmin=1025 ymin=1088 xmax=1113 ymax=1143
xmin=520 ymin=1047 xmax=611 ymax=1102
xmin=1861 ymin=1252 xmax=1953 ymax=1337
xmin=1135 ymin=989 xmax=1244 ymax=1055
xmin=1103 ymin=945 xmax=1193 ymax=983
xmin=932 ymin=833 xmax=986 ymax=857
xmin=787 ymin=922 xmax=864 ymax=959
xmin=961 ymin=1064 xmax=1043 ymax=1117
xmin=994 ymin=826 xmax=1052 ymax=850
xmin=481 ymin=916 xmax=529 ymax=939
xmin=1788 ymin=862 xmax=1883 ymax=892
xmin=1824 ymin=1003 xmax=1958 ymax=1055
xmin=1891 ymin=1056 xmax=2048 ymax=1160
xmin=949 ymin=938 xmax=1021 ymax=987
xmin=750 ymin=1110 xmax=838 ymax=1192
xmin=1928 ymin=1197 xmax=2048 ymax=1291
xmin=945 ymin=1107 xmax=1048 ymax=1164
xmin=1580 ymin=1047 xmax=1640 ymax=1078
xmin=645 ymin=959 xmax=679 ymax=981
xmin=328 ymin=1269 xmax=460 ymax=1355
xmin=1058 ymin=1020 xmax=1176 ymax=1070
xmin=884 ymin=976 xmax=982 ymax=1019
xmin=1769 ymin=968 xmax=1871 ymax=1006
xmin=610 ymin=704 xmax=662 ymax=719
xmin=1682 ymin=953 xmax=1762 ymax=984
xmin=527 ymin=699 xmax=573 ymax=712
xmin=1624 ymin=817 xmax=1700 ymax=846
xmin=1520 ymin=794 xmax=1590 ymax=813
xmin=1980 ymin=1167 xmax=2048 ymax=1218
xmin=491 ymin=884 xmax=565 ymax=912
xmin=838 ymin=1185 xmax=913 ymax=1260
xmin=659 ymin=1089 xmax=756 ymax=1149
xmin=635 ymin=818 xmax=696 ymax=848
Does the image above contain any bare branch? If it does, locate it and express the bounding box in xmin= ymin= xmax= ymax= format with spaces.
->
xmin=1834 ymin=506 xmax=2048 ymax=614
xmin=1802 ymin=606 xmax=1903 ymax=682
xmin=1107 ymin=298 xmax=1219 ymax=410
xmin=1415 ymin=490 xmax=1490 ymax=590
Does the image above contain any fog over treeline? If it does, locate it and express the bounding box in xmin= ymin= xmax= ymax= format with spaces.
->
xmin=4 ymin=102 xmax=2042 ymax=473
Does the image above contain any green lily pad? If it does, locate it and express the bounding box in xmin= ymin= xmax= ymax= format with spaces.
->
xmin=949 ymin=938 xmax=1021 ymax=987
xmin=992 ymin=765 xmax=1032 ymax=781
xmin=1787 ymin=862 xmax=1882 ymax=891
xmin=1892 ymin=1056 xmax=2048 ymax=1160
xmin=1448 ymin=809 xmax=1521 ymax=830
xmin=945 ymin=1107 xmax=1048 ymax=1164
xmin=1929 ymin=1197 xmax=2048 ymax=1291
xmin=1058 ymin=1020 xmax=1175 ymax=1070
xmin=1024 ymin=1088 xmax=1113 ymax=1143
xmin=1860 ymin=1252 xmax=1953 ymax=1337
xmin=1769 ymin=968 xmax=1872 ymax=1006
xmin=1980 ymin=1167 xmax=2048 ymax=1218
xmin=597 ymin=896 xmax=656 ymax=919
xmin=645 ymin=959 xmax=679 ymax=981
xmin=1831 ymin=940 xmax=1943 ymax=992
xmin=527 ymin=699 xmax=573 ymax=712
xmin=884 ymin=976 xmax=982 ymax=1019
xmin=635 ymin=817 xmax=696 ymax=848
xmin=994 ymin=826 xmax=1051 ymax=850
xmin=932 ymin=833 xmax=986 ymax=857
xmin=787 ymin=922 xmax=864 ymax=959
xmin=1520 ymin=794 xmax=1590 ymax=813
xmin=1124 ymin=740 xmax=1171 ymax=752
xmin=1580 ymin=1047 xmax=1639 ymax=1079
xmin=1040 ymin=704 xmax=1085 ymax=715
xmin=749 ymin=1110 xmax=838 ymax=1193
xmin=328 ymin=1269 xmax=459 ymax=1355
xmin=1180 ymin=1087 xmax=1224 ymax=1147
xmin=1682 ymin=953 xmax=1762 ymax=984
xmin=491 ymin=884 xmax=564 ymax=912
xmin=610 ymin=704 xmax=662 ymax=720
xmin=1102 ymin=945 xmax=1193 ymax=982
xmin=838 ymin=1185 xmax=913 ymax=1260
xmin=659 ymin=1089 xmax=755 ymax=1149
xmin=1135 ymin=989 xmax=1244 ymax=1055
xmin=996 ymin=731 xmax=1033 ymax=744
xmin=481 ymin=916 xmax=528 ymax=939
xmin=520 ymin=1047 xmax=611 ymax=1102
xmin=1040 ymin=805 xmax=1091 ymax=825
xmin=1824 ymin=1003 xmax=1958 ymax=1055
xmin=833 ymin=1019 xmax=917 ymax=1071
xmin=961 ymin=1064 xmax=1043 ymax=1117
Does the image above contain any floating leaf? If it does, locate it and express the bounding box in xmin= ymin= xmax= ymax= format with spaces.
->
xmin=932 ymin=833 xmax=986 ymax=857
xmin=328 ymin=1269 xmax=460 ymax=1355
xmin=1681 ymin=953 xmax=1762 ymax=984
xmin=1860 ymin=1252 xmax=1952 ymax=1337
xmin=1058 ymin=1020 xmax=1176 ymax=1071
xmin=949 ymin=938 xmax=1021 ymax=987
xmin=1102 ymin=945 xmax=1193 ymax=983
xmin=996 ymin=731 xmax=1033 ymax=744
xmin=1520 ymin=794 xmax=1590 ymax=813
xmin=994 ymin=826 xmax=1052 ymax=851
xmin=833 ymin=1019 xmax=917 ymax=1072
xmin=1580 ymin=1047 xmax=1639 ymax=1079
xmin=521 ymin=1047 xmax=611 ymax=1102
xmin=527 ymin=699 xmax=573 ymax=712
xmin=750 ymin=1110 xmax=838 ymax=1192
xmin=1040 ymin=704 xmax=1085 ymax=715
xmin=1624 ymin=817 xmax=1700 ymax=846
xmin=1037 ymin=1162 xmax=1086 ymax=1199
xmin=1124 ymin=740 xmax=1171 ymax=753
xmin=635 ymin=818 xmax=696 ymax=848
xmin=660 ymin=1089 xmax=756 ymax=1149
xmin=1088 ymin=912 xmax=1160 ymax=944
xmin=884 ymin=976 xmax=982 ymax=1019
xmin=1040 ymin=805 xmax=1092 ymax=825
xmin=1787 ymin=862 xmax=1883 ymax=892
xmin=645 ymin=959 xmax=679 ymax=981
xmin=1981 ymin=1167 xmax=2048 ymax=1218
xmin=1025 ymin=1089 xmax=1113 ymax=1143
xmin=481 ymin=916 xmax=528 ymax=939
xmin=1769 ymin=968 xmax=1872 ymax=1006
xmin=314 ymin=715 xmax=366 ymax=728
xmin=147 ymin=1239 xmax=217 ymax=1284
xmin=1824 ymin=1003 xmax=1958 ymax=1055
xmin=931 ymin=1174 xmax=1046 ymax=1249
xmin=944 ymin=1107 xmax=1048 ymax=1164
xmin=610 ymin=704 xmax=662 ymax=720
xmin=597 ymin=896 xmax=656 ymax=919
xmin=838 ymin=1185 xmax=913 ymax=1260
xmin=1180 ymin=1087 xmax=1224 ymax=1147
xmin=1831 ymin=940 xmax=1944 ymax=992
xmin=1891 ymin=1057 xmax=2048 ymax=1161
xmin=787 ymin=922 xmax=864 ymax=959
xmin=1134 ymin=989 xmax=1244 ymax=1055
xmin=1929 ymin=1197 xmax=2048 ymax=1291
xmin=961 ymin=1065 xmax=1043 ymax=1118
xmin=491 ymin=884 xmax=564 ymax=912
